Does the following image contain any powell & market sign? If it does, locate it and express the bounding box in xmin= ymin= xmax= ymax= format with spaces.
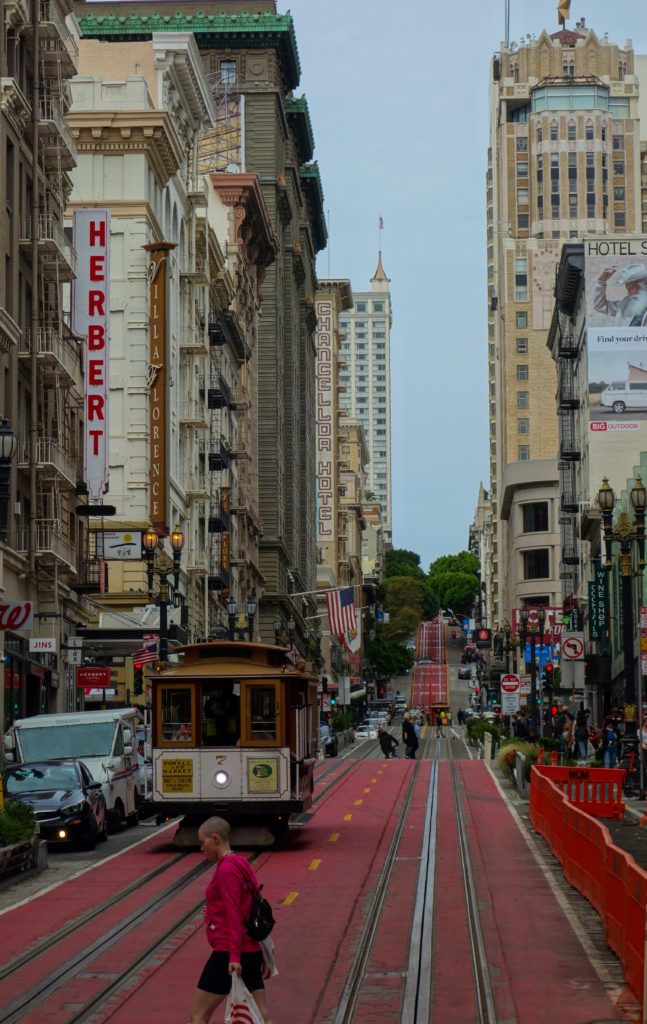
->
xmin=588 ymin=568 xmax=609 ymax=642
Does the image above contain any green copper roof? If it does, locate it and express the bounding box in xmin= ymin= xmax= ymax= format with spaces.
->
xmin=77 ymin=10 xmax=301 ymax=90
xmin=285 ymin=95 xmax=314 ymax=163
xmin=299 ymin=163 xmax=327 ymax=253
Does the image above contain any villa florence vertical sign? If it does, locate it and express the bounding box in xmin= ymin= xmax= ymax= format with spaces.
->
xmin=72 ymin=210 xmax=111 ymax=500
xmin=316 ymin=299 xmax=335 ymax=541
xmin=144 ymin=242 xmax=175 ymax=531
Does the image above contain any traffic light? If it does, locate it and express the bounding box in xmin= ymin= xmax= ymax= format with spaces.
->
xmin=322 ymin=676 xmax=328 ymax=693
xmin=551 ymin=705 xmax=559 ymax=717
xmin=545 ymin=664 xmax=554 ymax=683
xmin=329 ymin=695 xmax=336 ymax=706
xmin=379 ymin=688 xmax=385 ymax=697
xmin=134 ymin=663 xmax=144 ymax=696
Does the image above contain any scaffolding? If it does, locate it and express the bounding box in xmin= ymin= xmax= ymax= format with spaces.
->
xmin=199 ymin=72 xmax=244 ymax=174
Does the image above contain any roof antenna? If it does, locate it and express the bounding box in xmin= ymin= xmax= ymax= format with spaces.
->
xmin=505 ymin=0 xmax=510 ymax=46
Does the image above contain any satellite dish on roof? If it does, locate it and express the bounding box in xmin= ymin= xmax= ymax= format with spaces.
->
xmin=226 ymin=163 xmax=241 ymax=173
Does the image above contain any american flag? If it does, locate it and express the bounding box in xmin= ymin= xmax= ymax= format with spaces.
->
xmin=131 ymin=634 xmax=158 ymax=665
xmin=325 ymin=587 xmax=356 ymax=638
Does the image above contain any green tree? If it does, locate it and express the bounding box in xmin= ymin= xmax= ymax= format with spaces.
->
xmin=384 ymin=606 xmax=420 ymax=643
xmin=384 ymin=548 xmax=426 ymax=581
xmin=428 ymin=551 xmax=479 ymax=581
xmin=383 ymin=576 xmax=424 ymax=618
xmin=366 ymin=634 xmax=414 ymax=676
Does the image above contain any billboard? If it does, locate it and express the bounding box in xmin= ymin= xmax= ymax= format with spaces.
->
xmin=72 ymin=210 xmax=111 ymax=501
xmin=316 ymin=298 xmax=335 ymax=544
xmin=585 ymin=237 xmax=647 ymax=424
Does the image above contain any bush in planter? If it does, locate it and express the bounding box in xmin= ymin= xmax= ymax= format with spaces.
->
xmin=466 ymin=718 xmax=500 ymax=747
xmin=0 ymin=801 xmax=36 ymax=847
xmin=495 ymin=739 xmax=537 ymax=778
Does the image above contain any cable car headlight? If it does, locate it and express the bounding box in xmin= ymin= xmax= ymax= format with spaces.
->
xmin=214 ymin=770 xmax=230 ymax=788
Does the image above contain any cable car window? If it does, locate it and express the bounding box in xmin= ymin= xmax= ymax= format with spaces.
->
xmin=161 ymin=688 xmax=193 ymax=743
xmin=249 ymin=686 xmax=277 ymax=741
xmin=202 ymin=682 xmax=240 ymax=746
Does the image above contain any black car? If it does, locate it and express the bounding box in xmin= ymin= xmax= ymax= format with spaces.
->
xmin=3 ymin=760 xmax=108 ymax=849
xmin=457 ymin=666 xmax=473 ymax=680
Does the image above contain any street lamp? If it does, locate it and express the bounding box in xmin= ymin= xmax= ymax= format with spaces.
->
xmin=246 ymin=599 xmax=257 ymax=641
xmin=0 ymin=417 xmax=17 ymax=536
xmin=519 ymin=607 xmax=546 ymax=740
xmin=287 ymin=617 xmax=296 ymax=645
xmin=598 ymin=476 xmax=647 ymax=763
xmin=227 ymin=598 xmax=238 ymax=642
xmin=142 ymin=524 xmax=184 ymax=663
xmin=273 ymin=618 xmax=283 ymax=646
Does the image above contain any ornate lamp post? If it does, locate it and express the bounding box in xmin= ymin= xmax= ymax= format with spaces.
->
xmin=519 ymin=606 xmax=546 ymax=739
xmin=0 ymin=417 xmax=17 ymax=536
xmin=598 ymin=476 xmax=646 ymax=754
xmin=142 ymin=525 xmax=184 ymax=663
xmin=273 ymin=619 xmax=283 ymax=647
xmin=227 ymin=598 xmax=238 ymax=642
xmin=287 ymin=617 xmax=296 ymax=646
xmin=246 ymin=599 xmax=257 ymax=641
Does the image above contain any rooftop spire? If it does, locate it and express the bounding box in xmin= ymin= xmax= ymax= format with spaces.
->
xmin=371 ymin=250 xmax=389 ymax=283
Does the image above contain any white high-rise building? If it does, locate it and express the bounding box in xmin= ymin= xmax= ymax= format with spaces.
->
xmin=339 ymin=254 xmax=392 ymax=544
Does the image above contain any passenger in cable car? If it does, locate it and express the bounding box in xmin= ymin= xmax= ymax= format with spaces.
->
xmin=203 ymin=684 xmax=240 ymax=746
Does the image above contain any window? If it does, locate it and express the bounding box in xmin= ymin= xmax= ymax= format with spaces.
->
xmin=518 ymin=214 xmax=529 ymax=229
xmin=375 ymin=342 xmax=386 ymax=350
xmin=161 ymin=686 xmax=195 ymax=745
xmin=376 ymin=418 xmax=386 ymax=425
xmin=517 ymin=188 xmax=529 ymax=204
xmin=356 ymin=343 xmax=367 ymax=350
xmin=247 ymin=684 xmax=279 ymax=743
xmin=567 ymin=121 xmax=576 ymax=140
xmin=516 ymin=364 xmax=529 ymax=381
xmin=373 ymin=302 xmax=384 ymax=312
xmin=522 ymin=502 xmax=549 ymax=532
xmin=376 ymin=429 xmax=386 ymax=436
xmin=356 ymin=332 xmax=367 ymax=340
xmin=612 ymin=134 xmax=624 ymax=150
xmin=516 ymin=136 xmax=528 ymax=151
xmin=523 ymin=549 xmax=549 ymax=580
xmin=585 ymin=121 xmax=594 ymax=140
xmin=517 ymin=161 xmax=528 ymax=177
xmin=601 ymin=124 xmax=607 ymax=142
xmin=518 ymin=417 xmax=529 ymax=434
xmin=536 ymin=125 xmax=543 ymax=143
xmin=373 ymin=332 xmax=386 ymax=339
xmin=516 ymin=337 xmax=528 ymax=353
xmin=516 ymin=311 xmax=528 ymax=328
xmin=569 ymin=193 xmax=577 ymax=212
xmin=550 ymin=121 xmax=558 ymax=141
xmin=614 ymin=186 xmax=625 ymax=202
xmin=586 ymin=152 xmax=594 ymax=167
xmin=615 ymin=212 xmax=626 ymax=227
xmin=517 ymin=391 xmax=529 ymax=408
xmin=356 ymin=302 xmax=367 ymax=312
xmin=514 ymin=258 xmax=528 ymax=301
xmin=518 ymin=445 xmax=530 ymax=460
xmin=614 ymin=161 xmax=624 ymax=176
xmin=219 ymin=60 xmax=237 ymax=85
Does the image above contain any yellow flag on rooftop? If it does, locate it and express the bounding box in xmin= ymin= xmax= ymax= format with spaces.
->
xmin=558 ymin=0 xmax=571 ymax=25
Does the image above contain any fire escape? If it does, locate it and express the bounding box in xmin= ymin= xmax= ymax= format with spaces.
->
xmin=556 ymin=317 xmax=581 ymax=592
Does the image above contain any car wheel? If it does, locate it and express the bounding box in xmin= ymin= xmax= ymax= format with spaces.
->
xmin=612 ymin=401 xmax=626 ymax=414
xmin=98 ymin=813 xmax=108 ymax=843
xmin=330 ymin=741 xmax=338 ymax=758
xmin=107 ymin=799 xmax=125 ymax=834
xmin=126 ymin=797 xmax=139 ymax=827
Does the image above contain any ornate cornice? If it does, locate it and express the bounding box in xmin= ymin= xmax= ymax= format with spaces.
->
xmin=66 ymin=110 xmax=184 ymax=187
xmin=299 ymin=163 xmax=327 ymax=253
xmin=210 ymin=172 xmax=278 ymax=270
xmin=0 ymin=306 xmax=21 ymax=354
xmin=76 ymin=9 xmax=301 ymax=90
xmin=0 ymin=77 xmax=31 ymax=136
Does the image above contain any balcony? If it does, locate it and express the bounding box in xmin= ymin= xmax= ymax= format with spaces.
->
xmin=180 ymin=252 xmax=208 ymax=284
xmin=70 ymin=558 xmax=107 ymax=594
xmin=0 ymin=78 xmax=31 ymax=135
xmin=180 ymin=326 xmax=209 ymax=355
xmin=561 ymin=492 xmax=579 ymax=513
xmin=18 ymin=325 xmax=79 ymax=386
xmin=184 ymin=469 xmax=209 ymax=499
xmin=179 ymin=399 xmax=208 ymax=428
xmin=558 ymin=329 xmax=578 ymax=359
xmin=208 ymin=443 xmax=232 ymax=472
xmin=39 ymin=0 xmax=79 ymax=76
xmin=230 ymin=386 xmax=250 ymax=412
xmin=562 ymin=545 xmax=579 ymax=566
xmin=208 ymin=566 xmax=230 ymax=591
xmin=39 ymin=99 xmax=77 ymax=170
xmin=16 ymin=519 xmax=76 ymax=571
xmin=17 ymin=438 xmax=78 ymax=489
xmin=20 ymin=215 xmax=76 ymax=281
xmin=559 ymin=413 xmax=581 ymax=461
xmin=207 ymin=375 xmax=233 ymax=410
xmin=187 ymin=551 xmax=209 ymax=575
xmin=187 ymin=178 xmax=209 ymax=208
xmin=208 ymin=504 xmax=231 ymax=533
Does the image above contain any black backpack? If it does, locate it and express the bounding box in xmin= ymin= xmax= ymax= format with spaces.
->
xmin=247 ymin=883 xmax=275 ymax=941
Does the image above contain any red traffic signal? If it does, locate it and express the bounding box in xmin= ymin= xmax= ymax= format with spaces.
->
xmin=551 ymin=705 xmax=558 ymax=716
xmin=545 ymin=663 xmax=553 ymax=676
xmin=134 ymin=662 xmax=143 ymax=670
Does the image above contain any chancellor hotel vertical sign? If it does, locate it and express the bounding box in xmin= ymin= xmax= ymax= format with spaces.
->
xmin=72 ymin=209 xmax=111 ymax=500
xmin=316 ymin=299 xmax=335 ymax=543
xmin=144 ymin=242 xmax=175 ymax=531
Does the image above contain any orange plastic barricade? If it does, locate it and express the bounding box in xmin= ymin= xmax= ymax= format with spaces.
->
xmin=533 ymin=765 xmax=625 ymax=819
xmin=530 ymin=764 xmax=647 ymax=1004
xmin=550 ymin=750 xmax=559 ymax=765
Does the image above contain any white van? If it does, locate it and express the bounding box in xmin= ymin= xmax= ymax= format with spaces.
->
xmin=3 ymin=708 xmax=142 ymax=832
xmin=599 ymin=381 xmax=647 ymax=413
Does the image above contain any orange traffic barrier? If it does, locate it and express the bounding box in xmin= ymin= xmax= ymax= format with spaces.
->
xmin=534 ymin=764 xmax=625 ymax=819
xmin=550 ymin=750 xmax=559 ymax=765
xmin=530 ymin=765 xmax=646 ymax=1003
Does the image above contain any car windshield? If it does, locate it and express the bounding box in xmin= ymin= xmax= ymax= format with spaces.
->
xmin=18 ymin=722 xmax=115 ymax=761
xmin=5 ymin=764 xmax=79 ymax=793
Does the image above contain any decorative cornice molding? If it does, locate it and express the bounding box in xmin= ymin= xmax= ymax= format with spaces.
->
xmin=210 ymin=172 xmax=278 ymax=269
xmin=67 ymin=109 xmax=183 ymax=186
xmin=0 ymin=77 xmax=31 ymax=135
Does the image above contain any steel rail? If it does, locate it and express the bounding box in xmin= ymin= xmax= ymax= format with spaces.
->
xmin=331 ymin=731 xmax=434 ymax=1024
xmin=448 ymin=744 xmax=498 ymax=1024
xmin=0 ymin=849 xmax=187 ymax=983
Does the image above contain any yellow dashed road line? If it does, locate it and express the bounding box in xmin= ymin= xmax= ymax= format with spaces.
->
xmin=283 ymin=891 xmax=299 ymax=905
xmin=329 ymin=832 xmax=340 ymax=842
xmin=309 ymin=859 xmax=321 ymax=871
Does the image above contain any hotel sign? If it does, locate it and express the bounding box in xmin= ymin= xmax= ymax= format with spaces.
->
xmin=316 ymin=299 xmax=335 ymax=541
xmin=144 ymin=242 xmax=175 ymax=530
xmin=72 ymin=209 xmax=111 ymax=501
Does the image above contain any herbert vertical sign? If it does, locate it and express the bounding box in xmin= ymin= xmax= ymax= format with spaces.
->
xmin=144 ymin=241 xmax=175 ymax=530
xmin=72 ymin=209 xmax=111 ymax=501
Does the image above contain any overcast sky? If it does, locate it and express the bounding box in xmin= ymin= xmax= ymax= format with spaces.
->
xmin=286 ymin=0 xmax=647 ymax=571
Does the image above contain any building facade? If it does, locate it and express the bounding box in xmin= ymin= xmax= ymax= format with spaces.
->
xmin=486 ymin=21 xmax=641 ymax=628
xmin=338 ymin=254 xmax=392 ymax=545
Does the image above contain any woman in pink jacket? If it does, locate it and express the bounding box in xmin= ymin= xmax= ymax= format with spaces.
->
xmin=189 ymin=816 xmax=273 ymax=1024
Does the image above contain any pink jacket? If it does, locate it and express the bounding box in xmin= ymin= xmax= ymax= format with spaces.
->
xmin=204 ymin=854 xmax=262 ymax=964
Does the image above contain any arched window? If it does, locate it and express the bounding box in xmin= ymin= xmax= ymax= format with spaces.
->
xmin=550 ymin=120 xmax=558 ymax=141
xmin=585 ymin=119 xmax=594 ymax=141
xmin=536 ymin=124 xmax=543 ymax=143
xmin=567 ymin=120 xmax=576 ymax=141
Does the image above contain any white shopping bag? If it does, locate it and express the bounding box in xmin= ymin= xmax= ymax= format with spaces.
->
xmin=224 ymin=974 xmax=264 ymax=1024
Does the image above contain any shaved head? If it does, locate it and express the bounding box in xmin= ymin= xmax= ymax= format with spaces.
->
xmin=198 ymin=816 xmax=231 ymax=842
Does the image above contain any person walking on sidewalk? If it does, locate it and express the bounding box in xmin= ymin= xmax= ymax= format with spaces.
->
xmin=600 ymin=718 xmax=620 ymax=769
xmin=189 ymin=816 xmax=274 ymax=1024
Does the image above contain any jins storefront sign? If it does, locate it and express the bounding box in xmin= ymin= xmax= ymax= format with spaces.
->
xmin=72 ymin=210 xmax=111 ymax=500
xmin=144 ymin=242 xmax=175 ymax=530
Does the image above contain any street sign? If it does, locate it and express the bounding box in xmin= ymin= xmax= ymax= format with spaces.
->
xmin=67 ymin=637 xmax=83 ymax=648
xmin=462 ymin=617 xmax=470 ymax=631
xmin=519 ymin=676 xmax=531 ymax=695
xmin=562 ymin=634 xmax=584 ymax=660
xmin=476 ymin=628 xmax=491 ymax=647
xmin=500 ymin=673 xmax=521 ymax=694
xmin=67 ymin=649 xmax=82 ymax=666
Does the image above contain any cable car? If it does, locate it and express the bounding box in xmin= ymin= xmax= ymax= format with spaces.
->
xmin=145 ymin=641 xmax=319 ymax=846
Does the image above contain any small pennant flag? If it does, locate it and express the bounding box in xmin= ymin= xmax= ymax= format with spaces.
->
xmin=379 ymin=216 xmax=384 ymax=229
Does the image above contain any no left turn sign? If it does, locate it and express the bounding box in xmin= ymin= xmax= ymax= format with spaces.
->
xmin=562 ymin=636 xmax=584 ymax=660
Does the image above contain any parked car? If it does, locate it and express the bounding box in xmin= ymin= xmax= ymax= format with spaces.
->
xmin=457 ymin=666 xmax=473 ymax=680
xmin=354 ymin=725 xmax=378 ymax=741
xmin=319 ymin=724 xmax=338 ymax=757
xmin=3 ymin=759 xmax=108 ymax=849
